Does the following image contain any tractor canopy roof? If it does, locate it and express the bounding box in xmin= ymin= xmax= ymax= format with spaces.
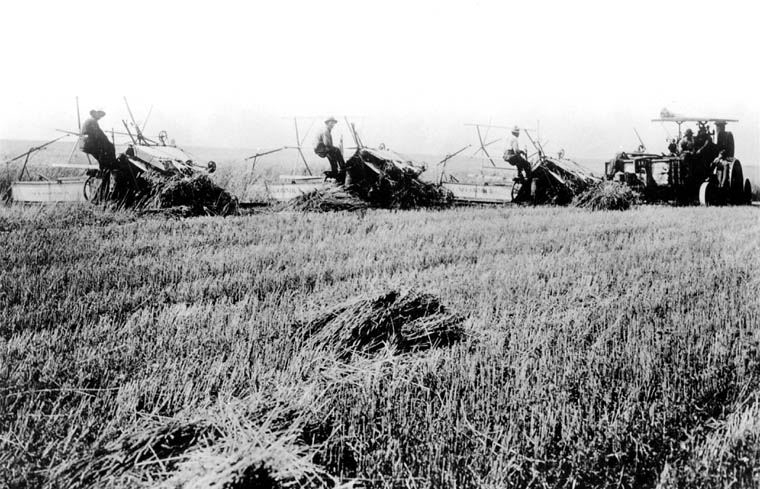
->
xmin=652 ymin=116 xmax=738 ymax=124
xmin=652 ymin=108 xmax=737 ymax=124
xmin=653 ymin=108 xmax=737 ymax=124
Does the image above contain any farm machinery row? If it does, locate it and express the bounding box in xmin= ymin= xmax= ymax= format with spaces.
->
xmin=5 ymin=102 xmax=755 ymax=210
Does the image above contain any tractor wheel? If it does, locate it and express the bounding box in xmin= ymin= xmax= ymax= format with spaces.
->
xmin=699 ymin=180 xmax=718 ymax=206
xmin=83 ymin=174 xmax=103 ymax=203
xmin=744 ymin=179 xmax=754 ymax=205
xmin=728 ymin=160 xmax=744 ymax=204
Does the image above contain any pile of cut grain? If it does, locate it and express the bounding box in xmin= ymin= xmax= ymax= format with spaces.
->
xmin=279 ymin=181 xmax=452 ymax=213
xmin=279 ymin=187 xmax=368 ymax=212
xmin=361 ymin=173 xmax=454 ymax=209
xmin=299 ymin=290 xmax=465 ymax=361
xmin=573 ymin=181 xmax=639 ymax=211
xmin=54 ymin=396 xmax=325 ymax=489
xmin=131 ymin=170 xmax=239 ymax=216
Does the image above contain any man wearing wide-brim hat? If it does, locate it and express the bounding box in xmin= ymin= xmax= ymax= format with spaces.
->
xmin=503 ymin=125 xmax=531 ymax=180
xmin=81 ymin=108 xmax=122 ymax=201
xmin=679 ymin=128 xmax=695 ymax=154
xmin=314 ymin=116 xmax=346 ymax=182
xmin=81 ymin=108 xmax=117 ymax=170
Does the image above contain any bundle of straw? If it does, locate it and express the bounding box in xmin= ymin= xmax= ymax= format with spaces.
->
xmin=54 ymin=395 xmax=326 ymax=489
xmin=131 ymin=170 xmax=239 ymax=216
xmin=300 ymin=290 xmax=465 ymax=361
xmin=573 ymin=181 xmax=639 ymax=211
xmin=368 ymin=174 xmax=455 ymax=210
xmin=279 ymin=187 xmax=368 ymax=212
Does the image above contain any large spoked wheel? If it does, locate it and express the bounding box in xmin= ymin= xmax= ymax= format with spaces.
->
xmin=699 ymin=180 xmax=718 ymax=206
xmin=83 ymin=174 xmax=104 ymax=203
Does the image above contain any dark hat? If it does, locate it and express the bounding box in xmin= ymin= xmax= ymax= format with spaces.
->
xmin=325 ymin=116 xmax=338 ymax=124
xmin=89 ymin=109 xmax=106 ymax=118
xmin=715 ymin=120 xmax=727 ymax=126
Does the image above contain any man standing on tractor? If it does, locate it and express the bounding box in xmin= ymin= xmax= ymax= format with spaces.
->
xmin=694 ymin=124 xmax=714 ymax=155
xmin=314 ymin=116 xmax=346 ymax=182
xmin=710 ymin=121 xmax=735 ymax=189
xmin=503 ymin=125 xmax=531 ymax=180
xmin=679 ymin=128 xmax=695 ymax=153
xmin=715 ymin=121 xmax=734 ymax=159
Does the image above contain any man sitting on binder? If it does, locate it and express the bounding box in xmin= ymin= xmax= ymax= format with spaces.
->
xmin=314 ymin=116 xmax=346 ymax=182
xmin=503 ymin=125 xmax=531 ymax=180
xmin=80 ymin=109 xmax=117 ymax=170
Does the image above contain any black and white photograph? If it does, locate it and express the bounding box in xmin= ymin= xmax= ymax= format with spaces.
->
xmin=1 ymin=0 xmax=759 ymax=487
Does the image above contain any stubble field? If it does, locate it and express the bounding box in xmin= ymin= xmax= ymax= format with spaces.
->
xmin=1 ymin=203 xmax=760 ymax=488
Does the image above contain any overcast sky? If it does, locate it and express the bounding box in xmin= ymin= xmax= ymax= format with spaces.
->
xmin=1 ymin=0 xmax=758 ymax=163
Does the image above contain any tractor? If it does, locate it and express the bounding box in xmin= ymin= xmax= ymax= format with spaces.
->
xmin=605 ymin=111 xmax=753 ymax=205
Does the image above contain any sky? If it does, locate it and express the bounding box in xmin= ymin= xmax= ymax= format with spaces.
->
xmin=1 ymin=0 xmax=759 ymax=165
